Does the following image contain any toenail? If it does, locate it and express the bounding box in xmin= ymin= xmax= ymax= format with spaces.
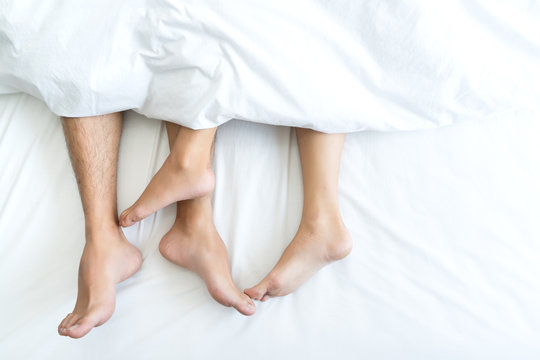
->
xmin=68 ymin=324 xmax=79 ymax=331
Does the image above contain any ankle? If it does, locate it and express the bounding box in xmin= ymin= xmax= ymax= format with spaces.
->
xmin=299 ymin=212 xmax=352 ymax=260
xmin=85 ymin=221 xmax=122 ymax=242
xmin=169 ymin=148 xmax=212 ymax=171
xmin=300 ymin=209 xmax=343 ymax=228
xmin=175 ymin=210 xmax=213 ymax=232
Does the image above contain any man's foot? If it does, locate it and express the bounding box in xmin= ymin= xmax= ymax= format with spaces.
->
xmin=58 ymin=227 xmax=142 ymax=339
xmin=244 ymin=216 xmax=352 ymax=301
xmin=119 ymin=155 xmax=215 ymax=227
xmin=159 ymin=216 xmax=256 ymax=316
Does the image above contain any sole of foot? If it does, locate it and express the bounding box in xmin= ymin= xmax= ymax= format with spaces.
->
xmin=159 ymin=219 xmax=256 ymax=316
xmin=58 ymin=227 xmax=142 ymax=339
xmin=119 ymin=156 xmax=215 ymax=227
xmin=244 ymin=217 xmax=352 ymax=302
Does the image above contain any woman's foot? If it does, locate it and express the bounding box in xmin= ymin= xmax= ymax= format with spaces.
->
xmin=245 ymin=216 xmax=352 ymax=301
xmin=119 ymin=154 xmax=215 ymax=228
xmin=159 ymin=206 xmax=256 ymax=316
xmin=58 ymin=226 xmax=142 ymax=339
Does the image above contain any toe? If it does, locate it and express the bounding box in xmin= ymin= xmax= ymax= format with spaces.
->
xmin=58 ymin=313 xmax=73 ymax=335
xmin=65 ymin=315 xmax=98 ymax=339
xmin=59 ymin=313 xmax=82 ymax=335
xmin=65 ymin=313 xmax=81 ymax=329
xmin=124 ymin=205 xmax=146 ymax=227
xmin=119 ymin=210 xmax=129 ymax=227
xmin=244 ymin=283 xmax=267 ymax=301
xmin=120 ymin=208 xmax=140 ymax=227
xmin=119 ymin=208 xmax=137 ymax=227
xmin=232 ymin=293 xmax=257 ymax=316
xmin=245 ymin=274 xmax=287 ymax=302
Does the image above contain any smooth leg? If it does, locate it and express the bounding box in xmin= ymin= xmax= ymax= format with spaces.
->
xmin=119 ymin=126 xmax=216 ymax=227
xmin=245 ymin=128 xmax=352 ymax=301
xmin=157 ymin=123 xmax=255 ymax=315
xmin=58 ymin=113 xmax=142 ymax=339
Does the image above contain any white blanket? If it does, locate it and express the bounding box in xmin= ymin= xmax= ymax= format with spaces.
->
xmin=1 ymin=0 xmax=539 ymax=132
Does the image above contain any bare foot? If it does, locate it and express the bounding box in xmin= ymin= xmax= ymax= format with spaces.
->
xmin=244 ymin=216 xmax=352 ymax=301
xmin=58 ymin=227 xmax=142 ymax=338
xmin=119 ymin=155 xmax=215 ymax=227
xmin=159 ymin=215 xmax=256 ymax=316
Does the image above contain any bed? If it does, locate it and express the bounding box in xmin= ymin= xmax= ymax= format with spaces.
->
xmin=1 ymin=0 xmax=540 ymax=358
xmin=1 ymin=92 xmax=539 ymax=359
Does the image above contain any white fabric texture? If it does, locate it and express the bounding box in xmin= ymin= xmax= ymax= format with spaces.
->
xmin=1 ymin=0 xmax=540 ymax=132
xmin=1 ymin=1 xmax=540 ymax=358
xmin=1 ymin=93 xmax=540 ymax=359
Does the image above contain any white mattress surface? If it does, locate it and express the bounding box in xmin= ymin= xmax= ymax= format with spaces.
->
xmin=1 ymin=0 xmax=539 ymax=132
xmin=1 ymin=93 xmax=540 ymax=359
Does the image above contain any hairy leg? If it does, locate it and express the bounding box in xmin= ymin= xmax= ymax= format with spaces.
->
xmin=158 ymin=123 xmax=255 ymax=315
xmin=245 ymin=128 xmax=352 ymax=301
xmin=119 ymin=126 xmax=216 ymax=227
xmin=58 ymin=113 xmax=142 ymax=339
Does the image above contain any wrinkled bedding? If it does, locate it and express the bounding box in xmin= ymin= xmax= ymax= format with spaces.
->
xmin=1 ymin=0 xmax=539 ymax=132
xmin=1 ymin=94 xmax=540 ymax=359
xmin=1 ymin=1 xmax=540 ymax=358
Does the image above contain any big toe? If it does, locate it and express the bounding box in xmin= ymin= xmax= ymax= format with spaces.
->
xmin=58 ymin=313 xmax=78 ymax=335
xmin=64 ymin=315 xmax=99 ymax=339
xmin=119 ymin=206 xmax=144 ymax=227
xmin=244 ymin=283 xmax=268 ymax=301
xmin=232 ymin=293 xmax=257 ymax=316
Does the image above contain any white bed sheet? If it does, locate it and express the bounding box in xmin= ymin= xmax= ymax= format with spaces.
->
xmin=1 ymin=93 xmax=540 ymax=359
